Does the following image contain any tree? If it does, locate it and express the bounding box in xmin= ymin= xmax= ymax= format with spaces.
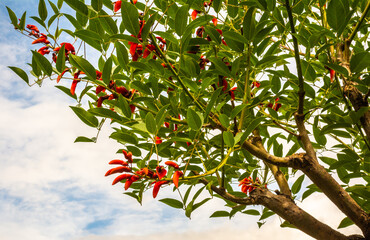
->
xmin=6 ymin=0 xmax=370 ymax=239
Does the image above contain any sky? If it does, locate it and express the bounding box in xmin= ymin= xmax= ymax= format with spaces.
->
xmin=0 ymin=1 xmax=364 ymax=240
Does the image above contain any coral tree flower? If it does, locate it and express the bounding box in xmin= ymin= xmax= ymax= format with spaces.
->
xmin=37 ymin=46 xmax=50 ymax=55
xmin=239 ymin=177 xmax=256 ymax=194
xmin=155 ymin=136 xmax=162 ymax=144
xmin=156 ymin=166 xmax=167 ymax=180
xmin=153 ymin=181 xmax=169 ymax=198
xmin=173 ymin=171 xmax=183 ymax=188
xmin=165 ymin=161 xmax=179 ymax=169
xmin=191 ymin=10 xmax=201 ymax=20
xmin=113 ymin=1 xmax=121 ymax=12
xmin=329 ymin=69 xmax=335 ymax=82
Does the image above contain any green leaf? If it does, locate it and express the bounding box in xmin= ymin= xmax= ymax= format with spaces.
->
xmin=117 ymin=95 xmax=132 ymax=118
xmin=159 ymin=198 xmax=183 ymax=209
xmin=223 ymin=131 xmax=235 ymax=147
xmin=259 ymin=210 xmax=275 ymax=220
xmin=209 ymin=57 xmax=232 ymax=78
xmin=102 ymin=57 xmax=112 ymax=85
xmin=64 ymin=13 xmax=82 ymax=29
xmin=89 ymin=108 xmax=123 ymax=122
xmin=204 ymin=87 xmax=223 ymax=120
xmin=242 ymin=209 xmax=260 ymax=216
xmin=74 ymin=136 xmax=95 ymax=143
xmin=64 ymin=0 xmax=89 ymax=16
xmin=8 ymin=66 xmax=29 ymax=85
xmin=19 ymin=11 xmax=27 ymax=30
xmin=155 ymin=105 xmax=168 ymax=128
xmin=38 ymin=0 xmax=48 ymax=21
xmin=69 ymin=54 xmax=97 ymax=80
xmin=32 ymin=51 xmax=53 ymax=76
xmin=230 ymin=104 xmax=247 ymax=120
xmin=204 ymin=26 xmax=221 ymax=44
xmin=131 ymin=81 xmax=152 ymax=95
xmin=6 ymin=7 xmax=18 ymax=27
xmin=91 ymin=0 xmax=103 ymax=11
xmin=175 ymin=5 xmax=188 ymax=36
xmin=325 ymin=63 xmax=349 ymax=77
xmin=350 ymin=51 xmax=370 ymax=74
xmin=55 ymin=85 xmax=77 ymax=99
xmin=121 ymin=1 xmax=140 ymax=36
xmin=187 ymin=108 xmax=202 ymax=130
xmin=56 ymin=44 xmax=66 ymax=72
xmin=327 ymin=0 xmax=349 ymax=32
xmin=243 ymin=7 xmax=256 ymax=41
xmin=75 ymin=29 xmax=102 ymax=41
xmin=271 ymin=75 xmax=281 ymax=94
xmin=70 ymin=106 xmax=99 ymax=128
xmin=57 ymin=0 xmax=63 ymax=9
xmin=145 ymin=112 xmax=157 ymax=134
xmin=141 ymin=13 xmax=157 ymax=40
xmin=128 ymin=62 xmax=154 ymax=74
xmin=291 ymin=175 xmax=304 ymax=194
xmin=338 ymin=217 xmax=354 ymax=229
xmin=219 ymin=114 xmax=229 ymax=128
xmin=240 ymin=117 xmax=264 ymax=143
xmin=98 ymin=10 xmax=118 ymax=34
xmin=110 ymin=132 xmax=138 ymax=145
xmin=115 ymin=42 xmax=129 ymax=72
xmin=213 ymin=0 xmax=222 ymax=13
xmin=210 ymin=211 xmax=229 ymax=218
xmin=227 ymin=0 xmax=238 ymax=18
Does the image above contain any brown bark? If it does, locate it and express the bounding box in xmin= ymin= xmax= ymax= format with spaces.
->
xmin=298 ymin=155 xmax=370 ymax=239
xmin=344 ymin=83 xmax=370 ymax=142
xmin=251 ymin=188 xmax=349 ymax=240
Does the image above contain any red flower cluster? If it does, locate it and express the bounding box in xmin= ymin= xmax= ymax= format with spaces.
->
xmin=267 ymin=97 xmax=282 ymax=111
xmin=239 ymin=177 xmax=261 ymax=194
xmin=105 ymin=156 xmax=184 ymax=198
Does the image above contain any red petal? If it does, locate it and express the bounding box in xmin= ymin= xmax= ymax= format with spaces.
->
xmin=191 ymin=10 xmax=199 ymax=20
xmin=130 ymin=43 xmax=138 ymax=56
xmin=330 ymin=69 xmax=335 ymax=82
xmin=216 ymin=29 xmax=223 ymax=35
xmin=164 ymin=122 xmax=170 ymax=128
xmin=132 ymin=0 xmax=137 ymax=4
xmin=143 ymin=48 xmax=151 ymax=58
xmin=126 ymin=152 xmax=133 ymax=163
xmin=156 ymin=166 xmax=167 ymax=180
xmin=105 ymin=166 xmax=132 ymax=176
xmin=173 ymin=171 xmax=183 ymax=188
xmin=96 ymin=85 xmax=106 ymax=95
xmin=212 ymin=17 xmax=218 ymax=26
xmin=57 ymin=68 xmax=69 ymax=83
xmin=153 ymin=181 xmax=168 ymax=198
xmin=70 ymin=80 xmax=80 ymax=95
xmin=165 ymin=161 xmax=179 ymax=169
xmin=114 ymin=0 xmax=122 ymax=12
xmin=112 ymin=174 xmax=132 ymax=185
xmin=155 ymin=136 xmax=162 ymax=144
xmin=109 ymin=160 xmax=128 ymax=166
xmin=130 ymin=105 xmax=136 ymax=113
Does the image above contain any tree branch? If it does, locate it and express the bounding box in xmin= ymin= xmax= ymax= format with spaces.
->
xmin=251 ymin=188 xmax=350 ymax=240
xmin=284 ymin=0 xmax=305 ymax=115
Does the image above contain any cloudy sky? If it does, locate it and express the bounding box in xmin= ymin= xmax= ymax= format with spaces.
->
xmin=0 ymin=1 xmax=363 ymax=240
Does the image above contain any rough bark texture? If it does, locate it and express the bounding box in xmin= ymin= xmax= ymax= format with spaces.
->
xmin=252 ymin=188 xmax=348 ymax=240
xmin=299 ymin=156 xmax=370 ymax=239
xmin=344 ymin=83 xmax=370 ymax=142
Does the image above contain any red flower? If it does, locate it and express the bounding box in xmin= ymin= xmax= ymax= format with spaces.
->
xmin=96 ymin=85 xmax=106 ymax=95
xmin=26 ymin=24 xmax=39 ymax=33
xmin=125 ymin=175 xmax=141 ymax=190
xmin=164 ymin=122 xmax=170 ymax=128
xmin=216 ymin=29 xmax=223 ymax=35
xmin=32 ymin=34 xmax=50 ymax=44
xmin=156 ymin=166 xmax=167 ymax=179
xmin=152 ymin=180 xmax=168 ymax=198
xmin=130 ymin=104 xmax=136 ymax=113
xmin=229 ymin=87 xmax=237 ymax=100
xmin=212 ymin=17 xmax=218 ymax=26
xmin=191 ymin=10 xmax=200 ymax=20
xmin=132 ymin=0 xmax=137 ymax=4
xmin=239 ymin=176 xmax=256 ymax=194
xmin=252 ymin=81 xmax=261 ymax=88
xmin=196 ymin=26 xmax=205 ymax=38
xmin=37 ymin=46 xmax=50 ymax=55
xmin=165 ymin=161 xmax=179 ymax=169
xmin=112 ymin=174 xmax=132 ymax=185
xmin=114 ymin=1 xmax=122 ymax=12
xmin=122 ymin=150 xmax=133 ymax=163
xmin=329 ymin=68 xmax=335 ymax=82
xmin=173 ymin=171 xmax=183 ymax=188
xmin=57 ymin=68 xmax=69 ymax=83
xmin=109 ymin=159 xmax=128 ymax=166
xmin=105 ymin=166 xmax=132 ymax=176
xmin=155 ymin=136 xmax=162 ymax=144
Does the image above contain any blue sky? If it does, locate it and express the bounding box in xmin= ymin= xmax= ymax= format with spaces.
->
xmin=0 ymin=1 xmax=363 ymax=240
